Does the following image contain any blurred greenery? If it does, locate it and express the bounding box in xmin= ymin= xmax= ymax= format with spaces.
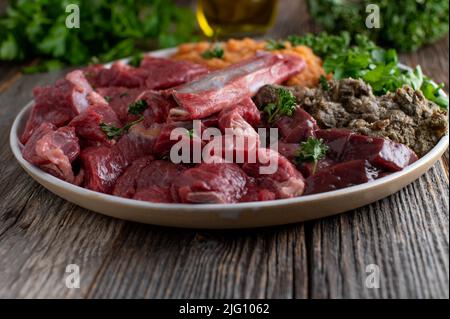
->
xmin=308 ymin=0 xmax=449 ymax=52
xmin=0 ymin=0 xmax=198 ymax=72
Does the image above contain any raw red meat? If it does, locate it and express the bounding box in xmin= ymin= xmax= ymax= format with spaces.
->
xmin=113 ymin=158 xmax=185 ymax=203
xmin=137 ymin=56 xmax=209 ymax=90
xmin=213 ymin=103 xmax=260 ymax=163
xmin=242 ymin=148 xmax=305 ymax=199
xmin=69 ymin=92 xmax=121 ymax=145
xmin=171 ymin=163 xmax=248 ymax=204
xmin=96 ymin=87 xmax=146 ymax=122
xmin=276 ymin=107 xmax=318 ymax=143
xmin=84 ymin=62 xmax=143 ymax=88
xmin=139 ymin=91 xmax=176 ymax=125
xmin=133 ymin=186 xmax=173 ymax=203
xmin=20 ymin=70 xmax=93 ymax=144
xmin=316 ymin=129 xmax=418 ymax=171
xmin=304 ymin=160 xmax=379 ymax=195
xmin=239 ymin=177 xmax=276 ymax=202
xmin=85 ymin=57 xmax=208 ymax=90
xmin=22 ymin=123 xmax=80 ymax=183
xmin=169 ymin=52 xmax=305 ymax=120
xmin=81 ymin=122 xmax=161 ymax=193
xmin=112 ymin=156 xmax=154 ymax=198
xmin=152 ymin=121 xmax=205 ymax=159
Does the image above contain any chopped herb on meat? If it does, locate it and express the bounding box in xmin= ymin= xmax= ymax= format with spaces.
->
xmin=128 ymin=53 xmax=144 ymax=68
xmin=295 ymin=137 xmax=329 ymax=174
xmin=128 ymin=99 xmax=148 ymax=115
xmin=262 ymin=87 xmax=297 ymax=124
xmin=100 ymin=116 xmax=144 ymax=140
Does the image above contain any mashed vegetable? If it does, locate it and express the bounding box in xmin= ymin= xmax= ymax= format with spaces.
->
xmin=172 ymin=38 xmax=326 ymax=88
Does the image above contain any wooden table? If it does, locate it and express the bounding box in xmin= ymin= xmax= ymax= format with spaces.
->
xmin=0 ymin=0 xmax=448 ymax=299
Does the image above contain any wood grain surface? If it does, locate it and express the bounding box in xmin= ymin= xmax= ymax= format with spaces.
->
xmin=0 ymin=0 xmax=448 ymax=299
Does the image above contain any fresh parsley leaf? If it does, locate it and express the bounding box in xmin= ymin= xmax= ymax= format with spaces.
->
xmin=99 ymin=123 xmax=123 ymax=140
xmin=421 ymin=78 xmax=449 ymax=109
xmin=0 ymin=0 xmax=197 ymax=69
xmin=187 ymin=129 xmax=195 ymax=138
xmin=289 ymin=32 xmax=448 ymax=109
xmin=100 ymin=116 xmax=144 ymax=140
xmin=128 ymin=52 xmax=144 ymax=67
xmin=319 ymin=75 xmax=329 ymax=91
xmin=104 ymin=96 xmax=111 ymax=103
xmin=128 ymin=99 xmax=148 ymax=115
xmin=266 ymin=39 xmax=286 ymax=51
xmin=263 ymin=87 xmax=297 ymax=124
xmin=202 ymin=44 xmax=224 ymax=59
xmin=295 ymin=137 xmax=329 ymax=174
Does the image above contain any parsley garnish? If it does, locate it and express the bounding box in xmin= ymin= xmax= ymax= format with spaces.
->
xmin=187 ymin=129 xmax=195 ymax=139
xmin=104 ymin=96 xmax=111 ymax=102
xmin=100 ymin=98 xmax=147 ymax=139
xmin=263 ymin=87 xmax=297 ymax=124
xmin=202 ymin=44 xmax=224 ymax=59
xmin=287 ymin=32 xmax=448 ymax=109
xmin=128 ymin=99 xmax=148 ymax=115
xmin=319 ymin=75 xmax=329 ymax=91
xmin=100 ymin=116 xmax=144 ymax=140
xmin=266 ymin=39 xmax=286 ymax=51
xmin=295 ymin=137 xmax=329 ymax=174
xmin=128 ymin=53 xmax=144 ymax=68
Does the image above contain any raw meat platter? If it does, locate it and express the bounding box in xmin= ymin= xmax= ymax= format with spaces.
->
xmin=10 ymin=45 xmax=449 ymax=228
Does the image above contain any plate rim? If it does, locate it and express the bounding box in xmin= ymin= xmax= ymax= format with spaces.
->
xmin=9 ymin=47 xmax=450 ymax=212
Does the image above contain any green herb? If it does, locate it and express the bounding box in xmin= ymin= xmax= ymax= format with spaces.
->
xmin=104 ymin=96 xmax=111 ymax=103
xmin=128 ymin=99 xmax=148 ymax=115
xmin=100 ymin=116 xmax=144 ymax=140
xmin=266 ymin=39 xmax=286 ymax=51
xmin=202 ymin=44 xmax=224 ymax=59
xmin=288 ymin=32 xmax=448 ymax=109
xmin=128 ymin=52 xmax=144 ymax=68
xmin=0 ymin=0 xmax=197 ymax=72
xmin=295 ymin=137 xmax=329 ymax=174
xmin=187 ymin=129 xmax=194 ymax=138
xmin=319 ymin=75 xmax=329 ymax=91
xmin=263 ymin=87 xmax=297 ymax=124
xmin=421 ymin=78 xmax=449 ymax=109
xmin=307 ymin=0 xmax=449 ymax=52
xmin=119 ymin=92 xmax=129 ymax=98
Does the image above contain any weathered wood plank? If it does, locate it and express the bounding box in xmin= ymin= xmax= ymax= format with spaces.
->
xmin=85 ymin=225 xmax=307 ymax=298
xmin=309 ymin=163 xmax=449 ymax=299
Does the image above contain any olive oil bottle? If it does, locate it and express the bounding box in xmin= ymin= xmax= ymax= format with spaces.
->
xmin=197 ymin=0 xmax=279 ymax=38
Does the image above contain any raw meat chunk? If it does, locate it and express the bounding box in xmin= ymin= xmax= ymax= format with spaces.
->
xmin=316 ymin=129 xmax=418 ymax=171
xmin=81 ymin=123 xmax=161 ymax=193
xmin=21 ymin=70 xmax=93 ymax=143
xmin=22 ymin=123 xmax=80 ymax=183
xmin=96 ymin=87 xmax=146 ymax=122
xmin=242 ymin=148 xmax=305 ymax=199
xmin=69 ymin=92 xmax=121 ymax=145
xmin=137 ymin=56 xmax=209 ymax=90
xmin=171 ymin=163 xmax=248 ymax=204
xmin=275 ymin=107 xmax=318 ymax=143
xmin=304 ymin=160 xmax=379 ymax=195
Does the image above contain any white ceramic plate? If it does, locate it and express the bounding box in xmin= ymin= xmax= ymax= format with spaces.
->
xmin=9 ymin=48 xmax=449 ymax=228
